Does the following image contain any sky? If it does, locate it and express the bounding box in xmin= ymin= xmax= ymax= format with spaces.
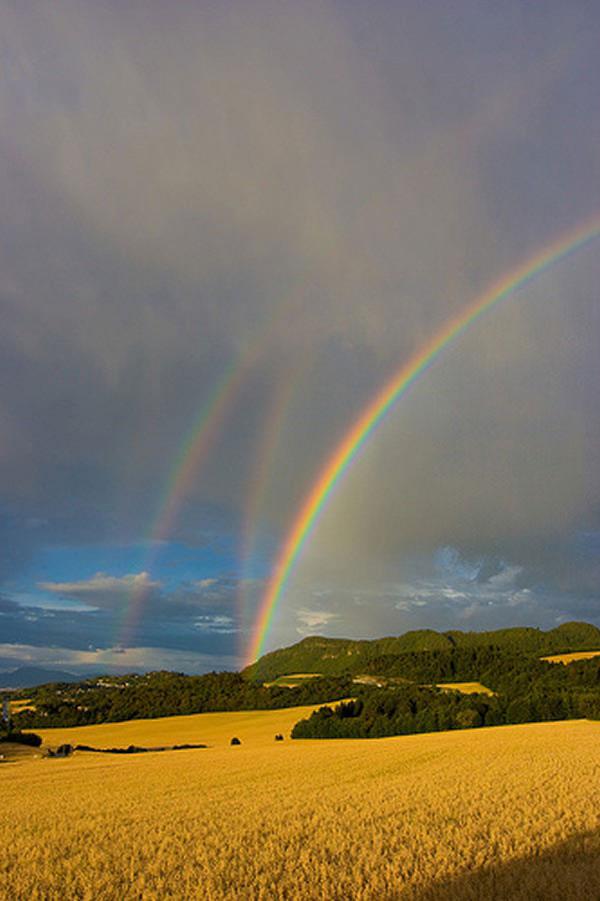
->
xmin=1 ymin=0 xmax=599 ymax=676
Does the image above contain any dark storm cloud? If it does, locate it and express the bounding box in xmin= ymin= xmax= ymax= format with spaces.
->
xmin=32 ymin=571 xmax=245 ymax=651
xmin=1 ymin=0 xmax=599 ymax=649
xmin=0 ymin=576 xmax=243 ymax=670
xmin=0 ymin=591 xmax=105 ymax=651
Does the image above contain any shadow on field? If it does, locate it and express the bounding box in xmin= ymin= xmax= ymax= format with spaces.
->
xmin=412 ymin=828 xmax=600 ymax=900
xmin=0 ymin=743 xmax=41 ymax=764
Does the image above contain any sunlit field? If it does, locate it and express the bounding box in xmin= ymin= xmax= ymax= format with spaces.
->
xmin=541 ymin=651 xmax=600 ymax=664
xmin=3 ymin=710 xmax=600 ymax=899
xmin=33 ymin=701 xmax=332 ymax=751
xmin=435 ymin=681 xmax=494 ymax=695
xmin=8 ymin=698 xmax=35 ymax=715
xmin=264 ymin=674 xmax=323 ymax=688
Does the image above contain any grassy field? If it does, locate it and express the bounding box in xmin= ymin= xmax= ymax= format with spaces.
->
xmin=436 ymin=681 xmax=495 ymax=695
xmin=2 ymin=710 xmax=600 ymax=899
xmin=541 ymin=650 xmax=600 ymax=664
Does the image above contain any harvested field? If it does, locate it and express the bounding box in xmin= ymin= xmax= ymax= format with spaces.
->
xmin=2 ymin=713 xmax=600 ymax=899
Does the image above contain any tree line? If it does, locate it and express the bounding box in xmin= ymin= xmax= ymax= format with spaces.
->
xmin=12 ymin=644 xmax=600 ymax=737
xmin=363 ymin=645 xmax=600 ymax=693
xmin=11 ymin=672 xmax=355 ymax=729
xmin=292 ymin=647 xmax=600 ymax=739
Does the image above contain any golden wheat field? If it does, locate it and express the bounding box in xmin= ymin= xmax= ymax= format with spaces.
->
xmin=32 ymin=701 xmax=332 ymax=751
xmin=541 ymin=650 xmax=600 ymax=664
xmin=264 ymin=674 xmax=323 ymax=687
xmin=435 ymin=681 xmax=494 ymax=696
xmin=8 ymin=698 xmax=35 ymax=715
xmin=3 ymin=709 xmax=600 ymax=900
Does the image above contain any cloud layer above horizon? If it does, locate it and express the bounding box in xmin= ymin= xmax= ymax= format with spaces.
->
xmin=1 ymin=0 xmax=599 ymax=672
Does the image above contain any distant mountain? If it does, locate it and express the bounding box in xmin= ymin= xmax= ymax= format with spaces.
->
xmin=0 ymin=666 xmax=85 ymax=689
xmin=243 ymin=622 xmax=600 ymax=682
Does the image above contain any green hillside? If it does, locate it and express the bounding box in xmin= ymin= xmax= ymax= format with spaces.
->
xmin=12 ymin=622 xmax=600 ymax=731
xmin=243 ymin=630 xmax=453 ymax=682
xmin=244 ymin=622 xmax=600 ymax=682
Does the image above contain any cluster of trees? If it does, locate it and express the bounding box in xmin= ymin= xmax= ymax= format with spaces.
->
xmin=291 ymin=649 xmax=600 ymax=739
xmin=363 ymin=645 xmax=600 ymax=694
xmin=12 ymin=672 xmax=355 ymax=729
xmin=291 ymin=681 xmax=600 ymax=740
xmin=11 ymin=635 xmax=600 ymax=738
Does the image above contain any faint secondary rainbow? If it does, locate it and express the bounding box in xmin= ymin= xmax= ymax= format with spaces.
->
xmin=114 ymin=357 xmax=252 ymax=648
xmin=236 ymin=366 xmax=302 ymax=646
xmin=246 ymin=213 xmax=600 ymax=666
xmin=114 ymin=327 xmax=280 ymax=649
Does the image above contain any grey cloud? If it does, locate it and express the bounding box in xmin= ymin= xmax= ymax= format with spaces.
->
xmin=1 ymin=584 xmax=241 ymax=660
xmin=296 ymin=608 xmax=339 ymax=635
xmin=0 ymin=643 xmax=239 ymax=676
xmin=194 ymin=615 xmax=237 ymax=635
xmin=39 ymin=571 xmax=161 ymax=600
xmin=0 ymin=595 xmax=107 ymax=652
xmin=259 ymin=554 xmax=593 ymax=654
xmin=0 ymin=0 xmax=504 ymax=369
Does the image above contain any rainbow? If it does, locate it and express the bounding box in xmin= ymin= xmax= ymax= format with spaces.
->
xmin=115 ymin=358 xmax=250 ymax=647
xmin=150 ymin=364 xmax=249 ymax=546
xmin=236 ymin=368 xmax=301 ymax=645
xmin=245 ymin=213 xmax=600 ymax=666
xmin=114 ymin=325 xmax=281 ymax=649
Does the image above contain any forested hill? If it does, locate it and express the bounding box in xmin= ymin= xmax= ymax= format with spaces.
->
xmin=11 ymin=672 xmax=355 ymax=730
xmin=243 ymin=622 xmax=600 ymax=682
xmin=10 ymin=621 xmax=600 ymax=732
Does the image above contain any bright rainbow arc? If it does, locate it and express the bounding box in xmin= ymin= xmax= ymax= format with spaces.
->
xmin=246 ymin=213 xmax=600 ymax=666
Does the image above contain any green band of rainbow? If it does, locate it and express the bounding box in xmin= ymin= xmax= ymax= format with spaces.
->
xmin=245 ymin=213 xmax=600 ymax=666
